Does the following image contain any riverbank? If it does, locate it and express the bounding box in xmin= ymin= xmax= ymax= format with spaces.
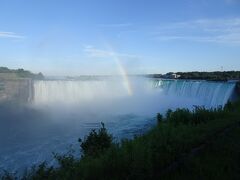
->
xmin=2 ymin=100 xmax=240 ymax=179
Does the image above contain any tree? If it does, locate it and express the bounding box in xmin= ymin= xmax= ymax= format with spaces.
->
xmin=78 ymin=122 xmax=113 ymax=157
xmin=157 ymin=113 xmax=163 ymax=124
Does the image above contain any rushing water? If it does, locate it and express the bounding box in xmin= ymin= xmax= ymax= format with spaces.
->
xmin=0 ymin=77 xmax=236 ymax=174
xmin=153 ymin=79 xmax=236 ymax=108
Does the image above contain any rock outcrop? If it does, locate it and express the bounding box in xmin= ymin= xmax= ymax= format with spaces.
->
xmin=0 ymin=78 xmax=33 ymax=103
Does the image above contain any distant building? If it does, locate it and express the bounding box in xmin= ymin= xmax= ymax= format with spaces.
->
xmin=162 ymin=73 xmax=181 ymax=79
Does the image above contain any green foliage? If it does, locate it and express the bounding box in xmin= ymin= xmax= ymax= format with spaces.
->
xmin=166 ymin=109 xmax=173 ymax=119
xmin=23 ymin=162 xmax=55 ymax=180
xmin=225 ymin=100 xmax=240 ymax=114
xmin=168 ymin=108 xmax=192 ymax=125
xmin=149 ymin=71 xmax=240 ymax=81
xmin=176 ymin=71 xmax=240 ymax=81
xmin=0 ymin=67 xmax=44 ymax=79
xmin=157 ymin=113 xmax=163 ymax=124
xmin=162 ymin=122 xmax=240 ymax=180
xmin=79 ymin=122 xmax=113 ymax=157
xmin=165 ymin=105 xmax=232 ymax=126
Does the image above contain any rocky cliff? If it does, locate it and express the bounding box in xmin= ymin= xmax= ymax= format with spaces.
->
xmin=0 ymin=78 xmax=33 ymax=103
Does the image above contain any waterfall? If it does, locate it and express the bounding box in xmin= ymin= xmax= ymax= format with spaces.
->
xmin=33 ymin=80 xmax=130 ymax=105
xmin=153 ymin=79 xmax=236 ymax=108
xmin=33 ymin=78 xmax=236 ymax=108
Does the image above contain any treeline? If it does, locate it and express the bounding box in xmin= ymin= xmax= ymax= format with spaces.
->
xmin=148 ymin=71 xmax=240 ymax=81
xmin=176 ymin=71 xmax=240 ymax=81
xmin=0 ymin=67 xmax=44 ymax=79
xmin=2 ymin=100 xmax=240 ymax=179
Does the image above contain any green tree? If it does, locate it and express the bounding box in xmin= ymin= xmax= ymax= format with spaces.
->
xmin=79 ymin=122 xmax=113 ymax=157
xmin=157 ymin=113 xmax=163 ymax=124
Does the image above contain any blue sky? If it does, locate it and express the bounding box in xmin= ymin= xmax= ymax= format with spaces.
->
xmin=0 ymin=0 xmax=240 ymax=75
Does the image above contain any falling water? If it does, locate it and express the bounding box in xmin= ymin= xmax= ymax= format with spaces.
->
xmin=153 ymin=79 xmax=236 ymax=108
xmin=33 ymin=78 xmax=236 ymax=108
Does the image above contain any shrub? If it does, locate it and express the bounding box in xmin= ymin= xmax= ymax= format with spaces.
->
xmin=24 ymin=162 xmax=55 ymax=180
xmin=157 ymin=113 xmax=163 ymax=124
xmin=166 ymin=109 xmax=172 ymax=119
xmin=224 ymin=101 xmax=234 ymax=112
xmin=168 ymin=108 xmax=192 ymax=125
xmin=79 ymin=122 xmax=113 ymax=157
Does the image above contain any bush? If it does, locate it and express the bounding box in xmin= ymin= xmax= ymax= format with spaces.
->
xmin=168 ymin=108 xmax=192 ymax=125
xmin=157 ymin=113 xmax=163 ymax=124
xmin=224 ymin=101 xmax=234 ymax=112
xmin=79 ymin=122 xmax=113 ymax=157
xmin=166 ymin=109 xmax=172 ymax=119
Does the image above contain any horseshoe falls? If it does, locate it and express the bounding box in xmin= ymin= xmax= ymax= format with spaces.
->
xmin=33 ymin=79 xmax=236 ymax=109
xmin=0 ymin=78 xmax=237 ymax=174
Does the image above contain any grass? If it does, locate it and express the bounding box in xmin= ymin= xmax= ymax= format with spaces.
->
xmin=1 ymin=100 xmax=240 ymax=180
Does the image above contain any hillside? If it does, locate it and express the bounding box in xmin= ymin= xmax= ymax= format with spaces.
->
xmin=0 ymin=67 xmax=44 ymax=80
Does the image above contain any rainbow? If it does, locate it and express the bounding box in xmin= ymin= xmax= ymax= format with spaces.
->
xmin=105 ymin=43 xmax=133 ymax=96
xmin=114 ymin=55 xmax=133 ymax=96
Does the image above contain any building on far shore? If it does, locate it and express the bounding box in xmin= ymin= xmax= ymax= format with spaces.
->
xmin=162 ymin=73 xmax=181 ymax=79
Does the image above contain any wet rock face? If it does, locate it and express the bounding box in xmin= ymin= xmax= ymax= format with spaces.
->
xmin=0 ymin=81 xmax=7 ymax=101
xmin=0 ymin=79 xmax=32 ymax=103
